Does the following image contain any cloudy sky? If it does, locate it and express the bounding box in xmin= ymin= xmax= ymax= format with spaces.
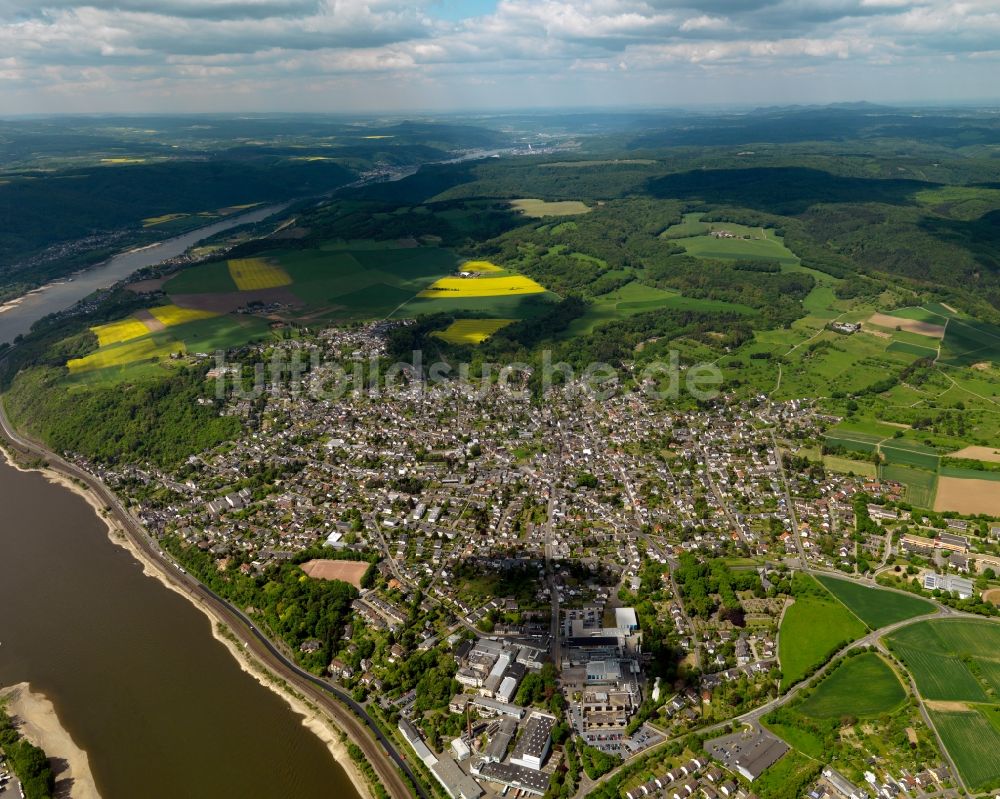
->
xmin=2 ymin=0 xmax=999 ymax=114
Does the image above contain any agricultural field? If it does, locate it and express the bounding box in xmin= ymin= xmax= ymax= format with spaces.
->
xmin=91 ymin=317 xmax=153 ymax=347
xmin=928 ymin=709 xmax=1000 ymax=792
xmin=934 ymin=475 xmax=1000 ymax=515
xmin=664 ymin=215 xmax=800 ymax=264
xmin=814 ymin=575 xmax=934 ymax=629
xmin=148 ymin=305 xmax=220 ymax=327
xmin=432 ymin=318 xmax=515 ymax=345
xmin=660 ymin=212 xmax=709 ymax=239
xmin=778 ymin=576 xmax=867 ymax=690
xmin=566 ymin=280 xmax=753 ymax=336
xmin=227 ymin=258 xmax=293 ymax=290
xmin=67 ymin=335 xmax=184 ymax=375
xmin=885 ymin=619 xmax=1000 ymax=703
xmin=879 ymin=463 xmax=938 ymax=508
xmin=821 ymin=455 xmax=877 ymax=478
xmin=163 ymin=244 xmax=460 ymax=322
xmin=418 ymin=274 xmax=546 ymax=298
xmin=509 ymin=199 xmax=591 ymax=217
xmin=66 ymin=314 xmax=271 ymax=383
xmin=796 ymin=653 xmax=906 ymax=719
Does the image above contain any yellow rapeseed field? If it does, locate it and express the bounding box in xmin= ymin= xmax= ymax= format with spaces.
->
xmin=418 ymin=275 xmax=545 ymax=298
xmin=227 ymin=258 xmax=293 ymax=291
xmin=90 ymin=318 xmax=153 ymax=347
xmin=460 ymin=260 xmax=504 ymax=273
xmin=149 ymin=305 xmax=219 ymax=327
xmin=433 ymin=318 xmax=516 ymax=345
xmin=68 ymin=338 xmax=183 ymax=374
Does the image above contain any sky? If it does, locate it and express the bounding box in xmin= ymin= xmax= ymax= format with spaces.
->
xmin=1 ymin=0 xmax=999 ymax=114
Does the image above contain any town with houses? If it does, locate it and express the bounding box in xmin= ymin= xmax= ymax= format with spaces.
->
xmin=70 ymin=321 xmax=1000 ymax=799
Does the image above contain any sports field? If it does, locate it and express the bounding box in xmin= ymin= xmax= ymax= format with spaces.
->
xmin=886 ymin=619 xmax=1000 ymax=703
xmin=227 ymin=258 xmax=293 ymax=290
xmin=815 ymin=575 xmax=934 ymax=629
xmin=929 ymin=709 xmax=1000 ymax=792
xmin=432 ymin=318 xmax=515 ymax=345
xmin=796 ymin=653 xmax=906 ymax=719
xmin=778 ymin=576 xmax=867 ymax=690
xmin=418 ymin=275 xmax=546 ymax=298
xmin=91 ymin=317 xmax=152 ymax=347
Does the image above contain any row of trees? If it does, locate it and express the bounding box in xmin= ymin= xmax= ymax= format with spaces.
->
xmin=0 ymin=705 xmax=54 ymax=799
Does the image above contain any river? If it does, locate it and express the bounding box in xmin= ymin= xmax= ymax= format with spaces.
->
xmin=0 ymin=203 xmax=290 ymax=345
xmin=0 ymin=210 xmax=363 ymax=798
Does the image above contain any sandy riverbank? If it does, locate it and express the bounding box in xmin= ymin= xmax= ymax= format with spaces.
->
xmin=0 ymin=449 xmax=372 ymax=799
xmin=0 ymin=682 xmax=100 ymax=799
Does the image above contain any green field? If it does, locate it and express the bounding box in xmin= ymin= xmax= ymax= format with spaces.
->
xmin=796 ymin=653 xmax=906 ymax=719
xmin=824 ymin=435 xmax=879 ymax=455
xmin=164 ymin=245 xmax=460 ymax=322
xmin=929 ymin=709 xmax=1000 ymax=792
xmin=660 ymin=212 xmax=709 ymax=239
xmin=779 ymin=576 xmax=868 ymax=690
xmin=750 ymin=750 xmax=821 ymax=799
xmin=678 ymin=229 xmax=800 ymax=264
xmin=815 ymin=575 xmax=934 ymax=629
xmin=879 ymin=442 xmax=940 ymax=471
xmin=940 ymin=315 xmax=1000 ymax=366
xmin=397 ymin=291 xmax=562 ymax=321
xmin=887 ymin=340 xmax=938 ymax=358
xmin=566 ymin=280 xmax=754 ymax=335
xmin=878 ymin=463 xmax=938 ymax=508
xmin=164 ymin=261 xmax=239 ymax=294
xmin=822 ymin=455 xmax=877 ymax=478
xmin=886 ymin=619 xmax=1000 ymax=703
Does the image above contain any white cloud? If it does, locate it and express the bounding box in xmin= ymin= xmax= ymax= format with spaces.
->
xmin=0 ymin=0 xmax=997 ymax=110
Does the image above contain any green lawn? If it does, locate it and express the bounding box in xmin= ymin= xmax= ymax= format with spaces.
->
xmin=779 ymin=576 xmax=868 ymax=690
xmin=796 ymin=653 xmax=906 ymax=719
xmin=929 ymin=709 xmax=1000 ymax=792
xmin=815 ymin=575 xmax=935 ymax=629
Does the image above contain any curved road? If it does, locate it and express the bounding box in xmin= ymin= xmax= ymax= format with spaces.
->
xmin=0 ymin=392 xmax=426 ymax=799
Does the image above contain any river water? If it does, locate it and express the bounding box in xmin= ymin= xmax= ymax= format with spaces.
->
xmin=0 ymin=212 xmax=362 ymax=798
xmin=0 ymin=203 xmax=289 ymax=345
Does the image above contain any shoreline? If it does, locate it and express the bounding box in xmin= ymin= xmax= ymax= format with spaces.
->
xmin=0 ymin=449 xmax=372 ymax=799
xmin=0 ymin=682 xmax=100 ymax=799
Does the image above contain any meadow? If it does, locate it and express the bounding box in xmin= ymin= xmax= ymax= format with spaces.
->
xmin=509 ymin=199 xmax=591 ymax=217
xmin=663 ymin=215 xmax=801 ymax=265
xmin=796 ymin=653 xmax=906 ymax=719
xmin=929 ymin=709 xmax=1000 ymax=792
xmin=566 ymin=280 xmax=754 ymax=335
xmin=814 ymin=575 xmax=934 ymax=629
xmin=778 ymin=576 xmax=867 ymax=690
